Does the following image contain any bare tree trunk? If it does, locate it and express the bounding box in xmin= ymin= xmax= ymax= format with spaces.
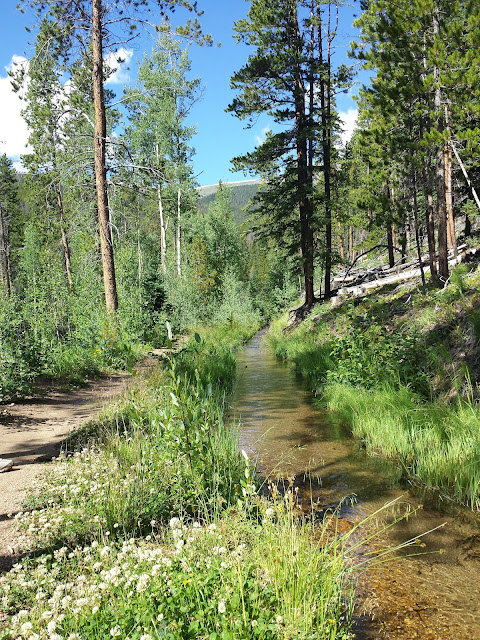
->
xmin=451 ymin=143 xmax=480 ymax=213
xmin=92 ymin=0 xmax=118 ymax=312
xmin=349 ymin=226 xmax=355 ymax=262
xmin=176 ymin=188 xmax=181 ymax=277
xmin=292 ymin=0 xmax=314 ymax=306
xmin=155 ymin=144 xmax=167 ymax=274
xmin=433 ymin=8 xmax=448 ymax=284
xmin=387 ymin=226 xmax=395 ymax=268
xmin=444 ymin=139 xmax=456 ymax=261
xmin=54 ymin=183 xmax=73 ymax=289
xmin=337 ymin=222 xmax=345 ymax=262
xmin=0 ymin=202 xmax=12 ymax=294
xmin=426 ymin=190 xmax=438 ymax=284
xmin=318 ymin=1 xmax=335 ymax=301
xmin=412 ymin=168 xmax=426 ymax=286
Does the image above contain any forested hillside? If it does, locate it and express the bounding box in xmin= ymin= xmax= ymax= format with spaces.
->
xmin=197 ymin=180 xmax=260 ymax=224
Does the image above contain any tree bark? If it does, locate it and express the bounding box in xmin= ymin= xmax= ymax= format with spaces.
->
xmin=426 ymin=190 xmax=438 ymax=284
xmin=337 ymin=222 xmax=345 ymax=262
xmin=292 ymin=0 xmax=314 ymax=307
xmin=387 ymin=225 xmax=395 ymax=268
xmin=349 ymin=226 xmax=355 ymax=262
xmin=318 ymin=1 xmax=334 ymax=300
xmin=92 ymin=0 xmax=118 ymax=312
xmin=412 ymin=168 xmax=426 ymax=286
xmin=54 ymin=183 xmax=73 ymax=289
xmin=444 ymin=108 xmax=457 ymax=258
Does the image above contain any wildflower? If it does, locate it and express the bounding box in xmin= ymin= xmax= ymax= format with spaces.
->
xmin=20 ymin=621 xmax=33 ymax=635
xmin=265 ymin=507 xmax=275 ymax=519
xmin=169 ymin=517 xmax=181 ymax=529
xmin=218 ymin=601 xmax=226 ymax=614
xmin=140 ymin=635 xmax=152 ymax=640
xmin=208 ymin=523 xmax=216 ymax=531
xmin=110 ymin=626 xmax=121 ymax=637
xmin=275 ymin=615 xmax=284 ymax=625
xmin=157 ymin=613 xmax=164 ymax=622
xmin=47 ymin=620 xmax=57 ymax=634
xmin=136 ymin=574 xmax=150 ymax=593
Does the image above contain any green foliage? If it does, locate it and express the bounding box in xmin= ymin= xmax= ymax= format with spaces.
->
xmin=324 ymin=382 xmax=480 ymax=509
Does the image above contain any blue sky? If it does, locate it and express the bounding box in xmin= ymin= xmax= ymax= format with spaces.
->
xmin=0 ymin=0 xmax=365 ymax=187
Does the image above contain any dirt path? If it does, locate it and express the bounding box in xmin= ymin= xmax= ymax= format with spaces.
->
xmin=0 ymin=373 xmax=131 ymax=570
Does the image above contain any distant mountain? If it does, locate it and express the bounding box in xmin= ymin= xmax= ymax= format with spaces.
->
xmin=197 ymin=179 xmax=260 ymax=225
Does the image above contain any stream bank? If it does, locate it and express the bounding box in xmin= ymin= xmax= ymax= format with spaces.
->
xmin=232 ymin=330 xmax=480 ymax=640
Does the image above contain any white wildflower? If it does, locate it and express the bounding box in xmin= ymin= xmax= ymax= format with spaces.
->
xmin=218 ymin=601 xmax=226 ymax=614
xmin=265 ymin=507 xmax=275 ymax=519
xmin=110 ymin=626 xmax=121 ymax=637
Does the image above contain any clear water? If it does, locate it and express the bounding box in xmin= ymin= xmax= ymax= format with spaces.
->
xmin=231 ymin=330 xmax=480 ymax=640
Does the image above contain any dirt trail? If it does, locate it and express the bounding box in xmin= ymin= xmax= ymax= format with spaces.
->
xmin=0 ymin=373 xmax=131 ymax=570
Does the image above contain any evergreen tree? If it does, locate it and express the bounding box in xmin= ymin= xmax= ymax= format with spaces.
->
xmin=228 ymin=0 xmax=350 ymax=306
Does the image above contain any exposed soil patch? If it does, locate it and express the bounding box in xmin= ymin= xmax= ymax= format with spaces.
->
xmin=0 ymin=373 xmax=131 ymax=571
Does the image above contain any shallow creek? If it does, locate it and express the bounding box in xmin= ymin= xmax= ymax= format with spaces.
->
xmin=231 ymin=330 xmax=480 ymax=640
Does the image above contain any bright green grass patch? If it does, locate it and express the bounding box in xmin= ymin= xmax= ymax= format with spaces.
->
xmin=323 ymin=382 xmax=480 ymax=509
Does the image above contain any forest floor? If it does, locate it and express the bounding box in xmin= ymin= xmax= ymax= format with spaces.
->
xmin=0 ymin=372 xmax=132 ymax=571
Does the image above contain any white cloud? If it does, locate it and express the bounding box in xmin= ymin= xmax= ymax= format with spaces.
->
xmin=0 ymin=56 xmax=30 ymax=160
xmin=338 ymin=108 xmax=358 ymax=146
xmin=255 ymin=126 xmax=271 ymax=146
xmin=105 ymin=48 xmax=134 ymax=85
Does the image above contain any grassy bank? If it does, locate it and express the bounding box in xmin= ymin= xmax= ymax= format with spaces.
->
xmin=268 ymin=267 xmax=480 ymax=509
xmin=1 ymin=321 xmax=356 ymax=640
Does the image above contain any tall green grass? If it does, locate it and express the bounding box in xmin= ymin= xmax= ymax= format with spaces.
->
xmin=324 ymin=383 xmax=480 ymax=508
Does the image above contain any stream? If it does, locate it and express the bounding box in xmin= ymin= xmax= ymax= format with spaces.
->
xmin=231 ymin=330 xmax=480 ymax=640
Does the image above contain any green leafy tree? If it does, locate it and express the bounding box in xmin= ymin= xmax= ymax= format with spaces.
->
xmin=124 ymin=34 xmax=200 ymax=276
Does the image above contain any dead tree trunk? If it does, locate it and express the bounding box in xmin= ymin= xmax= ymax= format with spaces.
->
xmin=176 ymin=188 xmax=181 ymax=277
xmin=155 ymin=144 xmax=167 ymax=275
xmin=54 ymin=183 xmax=73 ymax=289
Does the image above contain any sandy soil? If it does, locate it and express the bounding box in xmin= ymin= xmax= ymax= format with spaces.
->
xmin=0 ymin=373 xmax=131 ymax=571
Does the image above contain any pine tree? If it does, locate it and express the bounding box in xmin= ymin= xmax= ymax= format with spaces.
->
xmin=228 ymin=0 xmax=350 ymax=306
